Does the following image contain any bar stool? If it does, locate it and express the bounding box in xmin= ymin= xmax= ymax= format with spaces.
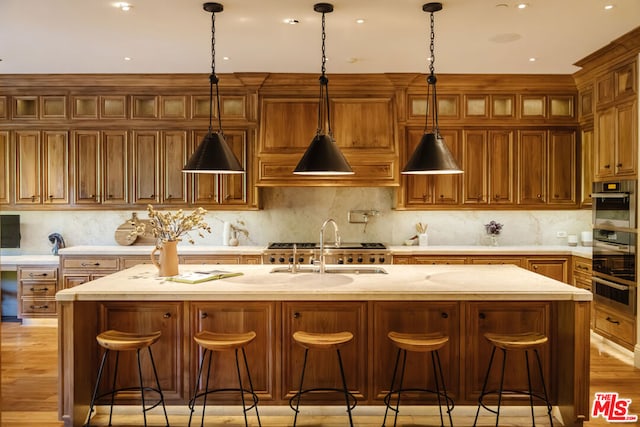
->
xmin=289 ymin=331 xmax=357 ymax=427
xmin=188 ymin=331 xmax=261 ymax=427
xmin=382 ymin=332 xmax=454 ymax=427
xmin=86 ymin=330 xmax=169 ymax=427
xmin=473 ymin=332 xmax=553 ymax=426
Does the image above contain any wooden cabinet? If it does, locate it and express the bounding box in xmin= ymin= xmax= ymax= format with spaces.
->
xmin=403 ymin=128 xmax=461 ymax=207
xmin=15 ymin=130 xmax=69 ymax=205
xmin=462 ymin=130 xmax=515 ymax=205
xmin=73 ymin=130 xmax=128 ymax=205
xmin=61 ymin=256 xmax=119 ymax=288
xmin=17 ymin=266 xmax=58 ymax=318
xmin=190 ymin=302 xmax=277 ymax=401
xmin=0 ymin=131 xmax=9 ymax=204
xmin=97 ymin=302 xmax=185 ymax=402
xmin=160 ymin=131 xmax=189 ymax=205
xmin=463 ymin=302 xmax=551 ymax=402
xmin=526 ymin=257 xmax=569 ymax=282
xmin=595 ymin=101 xmax=637 ymax=179
xmin=579 ymin=128 xmax=593 ymax=207
xmin=181 ymin=254 xmax=262 ymax=265
xmin=572 ymin=256 xmax=593 ymax=328
xmin=392 ymin=255 xmax=466 ymax=265
xmin=131 ymin=131 xmax=160 ymax=204
xmin=518 ymin=130 xmax=547 ymax=205
xmin=371 ymin=302 xmax=459 ymax=402
xmin=282 ymin=302 xmax=368 ymax=401
xmin=593 ymin=304 xmax=636 ymax=350
xmin=548 ymin=130 xmax=577 ymax=205
xmin=468 ymin=257 xmax=522 ymax=266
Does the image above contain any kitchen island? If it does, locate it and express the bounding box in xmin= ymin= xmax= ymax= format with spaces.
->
xmin=56 ymin=263 xmax=592 ymax=426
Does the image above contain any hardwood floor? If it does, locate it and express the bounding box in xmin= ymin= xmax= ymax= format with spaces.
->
xmin=1 ymin=322 xmax=639 ymax=426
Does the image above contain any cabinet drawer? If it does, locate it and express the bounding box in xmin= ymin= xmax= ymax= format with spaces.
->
xmin=573 ymin=257 xmax=592 ymax=275
xmin=18 ymin=267 xmax=57 ymax=280
xmin=21 ymin=299 xmax=57 ymax=315
xmin=20 ymin=282 xmax=57 ymax=297
xmin=62 ymin=257 xmax=119 ymax=270
xmin=121 ymin=256 xmax=154 ymax=269
xmin=594 ymin=306 xmax=635 ymax=348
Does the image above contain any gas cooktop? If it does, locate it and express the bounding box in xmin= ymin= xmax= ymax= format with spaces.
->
xmin=267 ymin=242 xmax=387 ymax=250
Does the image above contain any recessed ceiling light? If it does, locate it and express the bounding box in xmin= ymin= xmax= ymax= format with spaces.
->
xmin=529 ymin=57 xmax=537 ymax=62
xmin=124 ymin=57 xmax=131 ymax=61
xmin=223 ymin=56 xmax=230 ymax=61
xmin=355 ymin=18 xmax=365 ymax=24
xmin=283 ymin=18 xmax=299 ymax=24
xmin=114 ymin=2 xmax=133 ymax=11
xmin=604 ymin=4 xmax=615 ymax=10
xmin=517 ymin=3 xmax=528 ymax=9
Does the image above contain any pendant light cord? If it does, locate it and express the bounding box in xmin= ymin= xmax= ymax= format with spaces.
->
xmin=425 ymin=10 xmax=439 ymax=135
xmin=317 ymin=10 xmax=331 ymax=137
xmin=209 ymin=10 xmax=223 ymax=135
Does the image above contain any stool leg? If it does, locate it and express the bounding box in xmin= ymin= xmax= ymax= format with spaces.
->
xmin=382 ymin=348 xmax=402 ymax=426
xmin=525 ymin=350 xmax=536 ymax=426
xmin=336 ymin=348 xmax=354 ymax=427
xmin=136 ymin=349 xmax=148 ymax=427
xmin=473 ymin=345 xmax=497 ymax=426
xmin=188 ymin=348 xmax=207 ymax=427
xmin=201 ymin=350 xmax=214 ymax=427
xmin=392 ymin=350 xmax=408 ymax=427
xmin=431 ymin=351 xmax=445 ymax=426
xmin=108 ymin=351 xmax=120 ymax=426
xmin=234 ymin=348 xmax=250 ymax=427
xmin=534 ymin=349 xmax=554 ymax=426
xmin=86 ymin=349 xmax=110 ymax=427
xmin=434 ymin=350 xmax=454 ymax=427
xmin=241 ymin=348 xmax=262 ymax=426
xmin=494 ymin=348 xmax=507 ymax=427
xmin=292 ymin=348 xmax=309 ymax=427
xmin=147 ymin=346 xmax=170 ymax=426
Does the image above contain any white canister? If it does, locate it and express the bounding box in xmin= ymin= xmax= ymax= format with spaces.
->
xmin=581 ymin=231 xmax=593 ymax=247
xmin=222 ymin=221 xmax=232 ymax=246
xmin=418 ymin=233 xmax=429 ymax=246
xmin=567 ymin=235 xmax=578 ymax=247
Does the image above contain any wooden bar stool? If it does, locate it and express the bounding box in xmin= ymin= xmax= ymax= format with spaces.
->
xmin=473 ymin=332 xmax=553 ymax=426
xmin=188 ymin=331 xmax=261 ymax=427
xmin=86 ymin=330 xmax=169 ymax=427
xmin=382 ymin=332 xmax=454 ymax=427
xmin=289 ymin=331 xmax=357 ymax=427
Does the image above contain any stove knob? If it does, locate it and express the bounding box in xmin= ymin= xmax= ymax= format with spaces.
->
xmin=288 ymin=256 xmax=294 ymax=263
xmin=279 ymin=257 xmax=285 ymax=263
xmin=347 ymin=256 xmax=353 ymax=263
xmin=357 ymin=256 xmax=363 ymax=263
xmin=298 ymin=257 xmax=305 ymax=263
xmin=379 ymin=257 xmax=386 ymax=263
xmin=338 ymin=258 xmax=344 ymax=264
xmin=269 ymin=256 xmax=276 ymax=264
xmin=369 ymin=256 xmax=375 ymax=263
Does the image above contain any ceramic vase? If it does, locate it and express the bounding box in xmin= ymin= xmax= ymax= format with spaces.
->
xmin=150 ymin=240 xmax=179 ymax=277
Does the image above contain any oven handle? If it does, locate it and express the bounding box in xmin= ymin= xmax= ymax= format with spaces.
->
xmin=593 ymin=241 xmax=630 ymax=252
xmin=591 ymin=192 xmax=630 ymax=199
xmin=592 ymin=276 xmax=630 ymax=291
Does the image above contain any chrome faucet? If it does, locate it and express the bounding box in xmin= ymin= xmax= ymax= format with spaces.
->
xmin=291 ymin=243 xmax=298 ymax=273
xmin=319 ymin=218 xmax=341 ymax=274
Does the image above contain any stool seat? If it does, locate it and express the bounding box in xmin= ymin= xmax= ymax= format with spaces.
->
xmin=293 ymin=331 xmax=353 ymax=350
xmin=96 ymin=329 xmax=162 ymax=351
xmin=388 ymin=331 xmax=448 ymax=353
xmin=484 ymin=332 xmax=548 ymax=350
xmin=194 ymin=331 xmax=256 ymax=351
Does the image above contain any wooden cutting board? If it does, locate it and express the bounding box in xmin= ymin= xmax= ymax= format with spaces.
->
xmin=114 ymin=214 xmax=156 ymax=246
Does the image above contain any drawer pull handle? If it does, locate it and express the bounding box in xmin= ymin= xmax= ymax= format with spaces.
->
xmin=30 ymin=287 xmax=49 ymax=292
xmin=293 ymin=312 xmax=300 ymax=319
xmin=479 ymin=312 xmax=486 ymax=320
xmin=30 ymin=305 xmax=49 ymax=310
xmin=81 ymin=262 xmax=101 ymax=267
xmin=605 ymin=316 xmax=620 ymax=325
xmin=441 ymin=312 xmax=449 ymax=319
xmin=28 ymin=273 xmax=48 ymax=277
xmin=201 ymin=313 xmax=208 ymax=319
xmin=577 ymin=265 xmax=589 ymax=271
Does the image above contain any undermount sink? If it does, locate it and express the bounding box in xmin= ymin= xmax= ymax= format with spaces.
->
xmin=270 ymin=266 xmax=387 ymax=274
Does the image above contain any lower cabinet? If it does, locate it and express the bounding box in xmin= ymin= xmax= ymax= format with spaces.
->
xmin=17 ymin=265 xmax=58 ymax=318
xmin=97 ymin=301 xmax=185 ymax=403
xmin=190 ymin=302 xmax=277 ymax=401
xmin=526 ymin=257 xmax=569 ymax=282
xmin=593 ymin=304 xmax=636 ymax=350
xmin=282 ymin=301 xmax=368 ymax=402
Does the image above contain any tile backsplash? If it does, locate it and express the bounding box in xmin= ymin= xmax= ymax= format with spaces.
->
xmin=2 ymin=187 xmax=592 ymax=254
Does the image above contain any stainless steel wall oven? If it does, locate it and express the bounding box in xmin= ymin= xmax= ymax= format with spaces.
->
xmin=592 ymin=180 xmax=636 ymax=229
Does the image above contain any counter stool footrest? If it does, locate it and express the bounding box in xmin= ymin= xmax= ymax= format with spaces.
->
xmin=383 ymin=387 xmax=455 ymax=413
xmin=288 ymin=388 xmax=358 ymax=413
xmin=189 ymin=388 xmax=260 ymax=413
xmin=93 ymin=386 xmax=166 ymax=413
xmin=477 ymin=389 xmax=553 ymax=415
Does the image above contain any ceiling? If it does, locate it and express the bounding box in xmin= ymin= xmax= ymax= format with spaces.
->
xmin=1 ymin=0 xmax=639 ymax=75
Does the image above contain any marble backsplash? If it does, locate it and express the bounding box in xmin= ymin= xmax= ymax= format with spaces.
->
xmin=1 ymin=187 xmax=592 ymax=254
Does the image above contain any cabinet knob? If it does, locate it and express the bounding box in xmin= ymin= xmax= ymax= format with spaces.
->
xmin=479 ymin=312 xmax=486 ymax=319
xmin=537 ymin=194 xmax=542 ymax=199
xmin=441 ymin=312 xmax=449 ymax=319
xmin=439 ymin=194 xmax=445 ymax=199
xmin=200 ymin=312 xmax=208 ymax=319
xmin=604 ymin=164 xmax=611 ymax=169
xmin=494 ymin=194 xmax=500 ymax=201
xmin=293 ymin=312 xmax=300 ymax=319
xmin=616 ymin=163 xmax=623 ymax=168
xmin=225 ymin=194 xmax=231 ymax=200
xmin=163 ymin=312 xmax=171 ymax=318
xmin=31 ymin=195 xmax=37 ymax=202
xmin=167 ymin=194 xmax=172 ymax=199
xmin=48 ymin=195 xmax=54 ymax=200
xmin=533 ymin=265 xmax=538 ymax=270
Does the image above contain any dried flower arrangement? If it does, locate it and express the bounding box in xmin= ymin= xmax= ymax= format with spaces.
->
xmin=484 ymin=220 xmax=504 ymax=236
xmin=130 ymin=205 xmax=212 ymax=245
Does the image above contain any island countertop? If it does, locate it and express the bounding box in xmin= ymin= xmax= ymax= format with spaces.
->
xmin=55 ymin=263 xmax=592 ymax=302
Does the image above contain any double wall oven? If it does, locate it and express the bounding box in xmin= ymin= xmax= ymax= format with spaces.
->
xmin=592 ymin=180 xmax=637 ymax=315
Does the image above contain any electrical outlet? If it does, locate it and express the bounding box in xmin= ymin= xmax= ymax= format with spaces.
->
xmin=556 ymin=231 xmax=567 ymax=238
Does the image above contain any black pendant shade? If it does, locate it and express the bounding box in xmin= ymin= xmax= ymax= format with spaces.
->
xmin=402 ymin=132 xmax=463 ymax=174
xmin=182 ymin=131 xmax=243 ymax=174
xmin=293 ymin=134 xmax=353 ymax=175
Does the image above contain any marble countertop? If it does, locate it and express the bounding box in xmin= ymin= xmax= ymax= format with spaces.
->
xmin=56 ymin=263 xmax=592 ymax=302
xmin=0 ymin=255 xmax=60 ymax=271
xmin=389 ymin=245 xmax=593 ymax=258
xmin=57 ymin=245 xmax=266 ymax=255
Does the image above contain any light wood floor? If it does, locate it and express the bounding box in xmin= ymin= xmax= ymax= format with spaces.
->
xmin=1 ymin=322 xmax=639 ymax=426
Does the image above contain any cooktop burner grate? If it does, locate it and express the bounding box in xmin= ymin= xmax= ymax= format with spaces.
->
xmin=267 ymin=242 xmax=387 ymax=250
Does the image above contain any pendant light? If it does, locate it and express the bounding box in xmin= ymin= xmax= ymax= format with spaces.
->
xmin=294 ymin=3 xmax=353 ymax=176
xmin=402 ymin=2 xmax=462 ymax=175
xmin=183 ymin=2 xmax=244 ymax=174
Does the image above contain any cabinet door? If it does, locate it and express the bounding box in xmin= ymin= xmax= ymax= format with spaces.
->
xmin=260 ymin=98 xmax=318 ymax=153
xmin=191 ymin=130 xmax=219 ymax=205
xmin=132 ymin=131 xmax=160 ymax=204
xmin=102 ymin=131 xmax=128 ymax=204
xmin=527 ymin=257 xmax=569 ymax=282
xmin=219 ymin=131 xmax=248 ymax=205
xmin=161 ymin=131 xmax=188 ymax=205
xmin=73 ymin=131 xmax=101 ymax=204
xmin=462 ymin=130 xmax=487 ymax=205
xmin=432 ymin=129 xmax=461 ymax=205
xmin=580 ymin=128 xmax=593 ymax=207
xmin=405 ymin=130 xmax=434 ymax=205
xmin=488 ymin=130 xmax=515 ymax=204
xmin=42 ymin=131 xmax=69 ymax=204
xmin=98 ymin=302 xmax=184 ymax=402
xmin=615 ymin=101 xmax=637 ymax=176
xmin=331 ymin=98 xmax=394 ymax=152
xmin=372 ymin=302 xmax=459 ymax=402
xmin=15 ymin=131 xmax=42 ymax=204
xmin=595 ymin=107 xmax=615 ymax=178
xmin=282 ymin=302 xmax=367 ymax=402
xmin=548 ymin=130 xmax=576 ymax=205
xmin=464 ymin=302 xmax=551 ymax=402
xmin=0 ymin=131 xmax=10 ymax=204
xmin=518 ymin=130 xmax=546 ymax=205
xmin=191 ymin=302 xmax=276 ymax=401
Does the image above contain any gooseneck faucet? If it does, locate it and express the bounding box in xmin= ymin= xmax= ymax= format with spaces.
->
xmin=319 ymin=218 xmax=341 ymax=274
